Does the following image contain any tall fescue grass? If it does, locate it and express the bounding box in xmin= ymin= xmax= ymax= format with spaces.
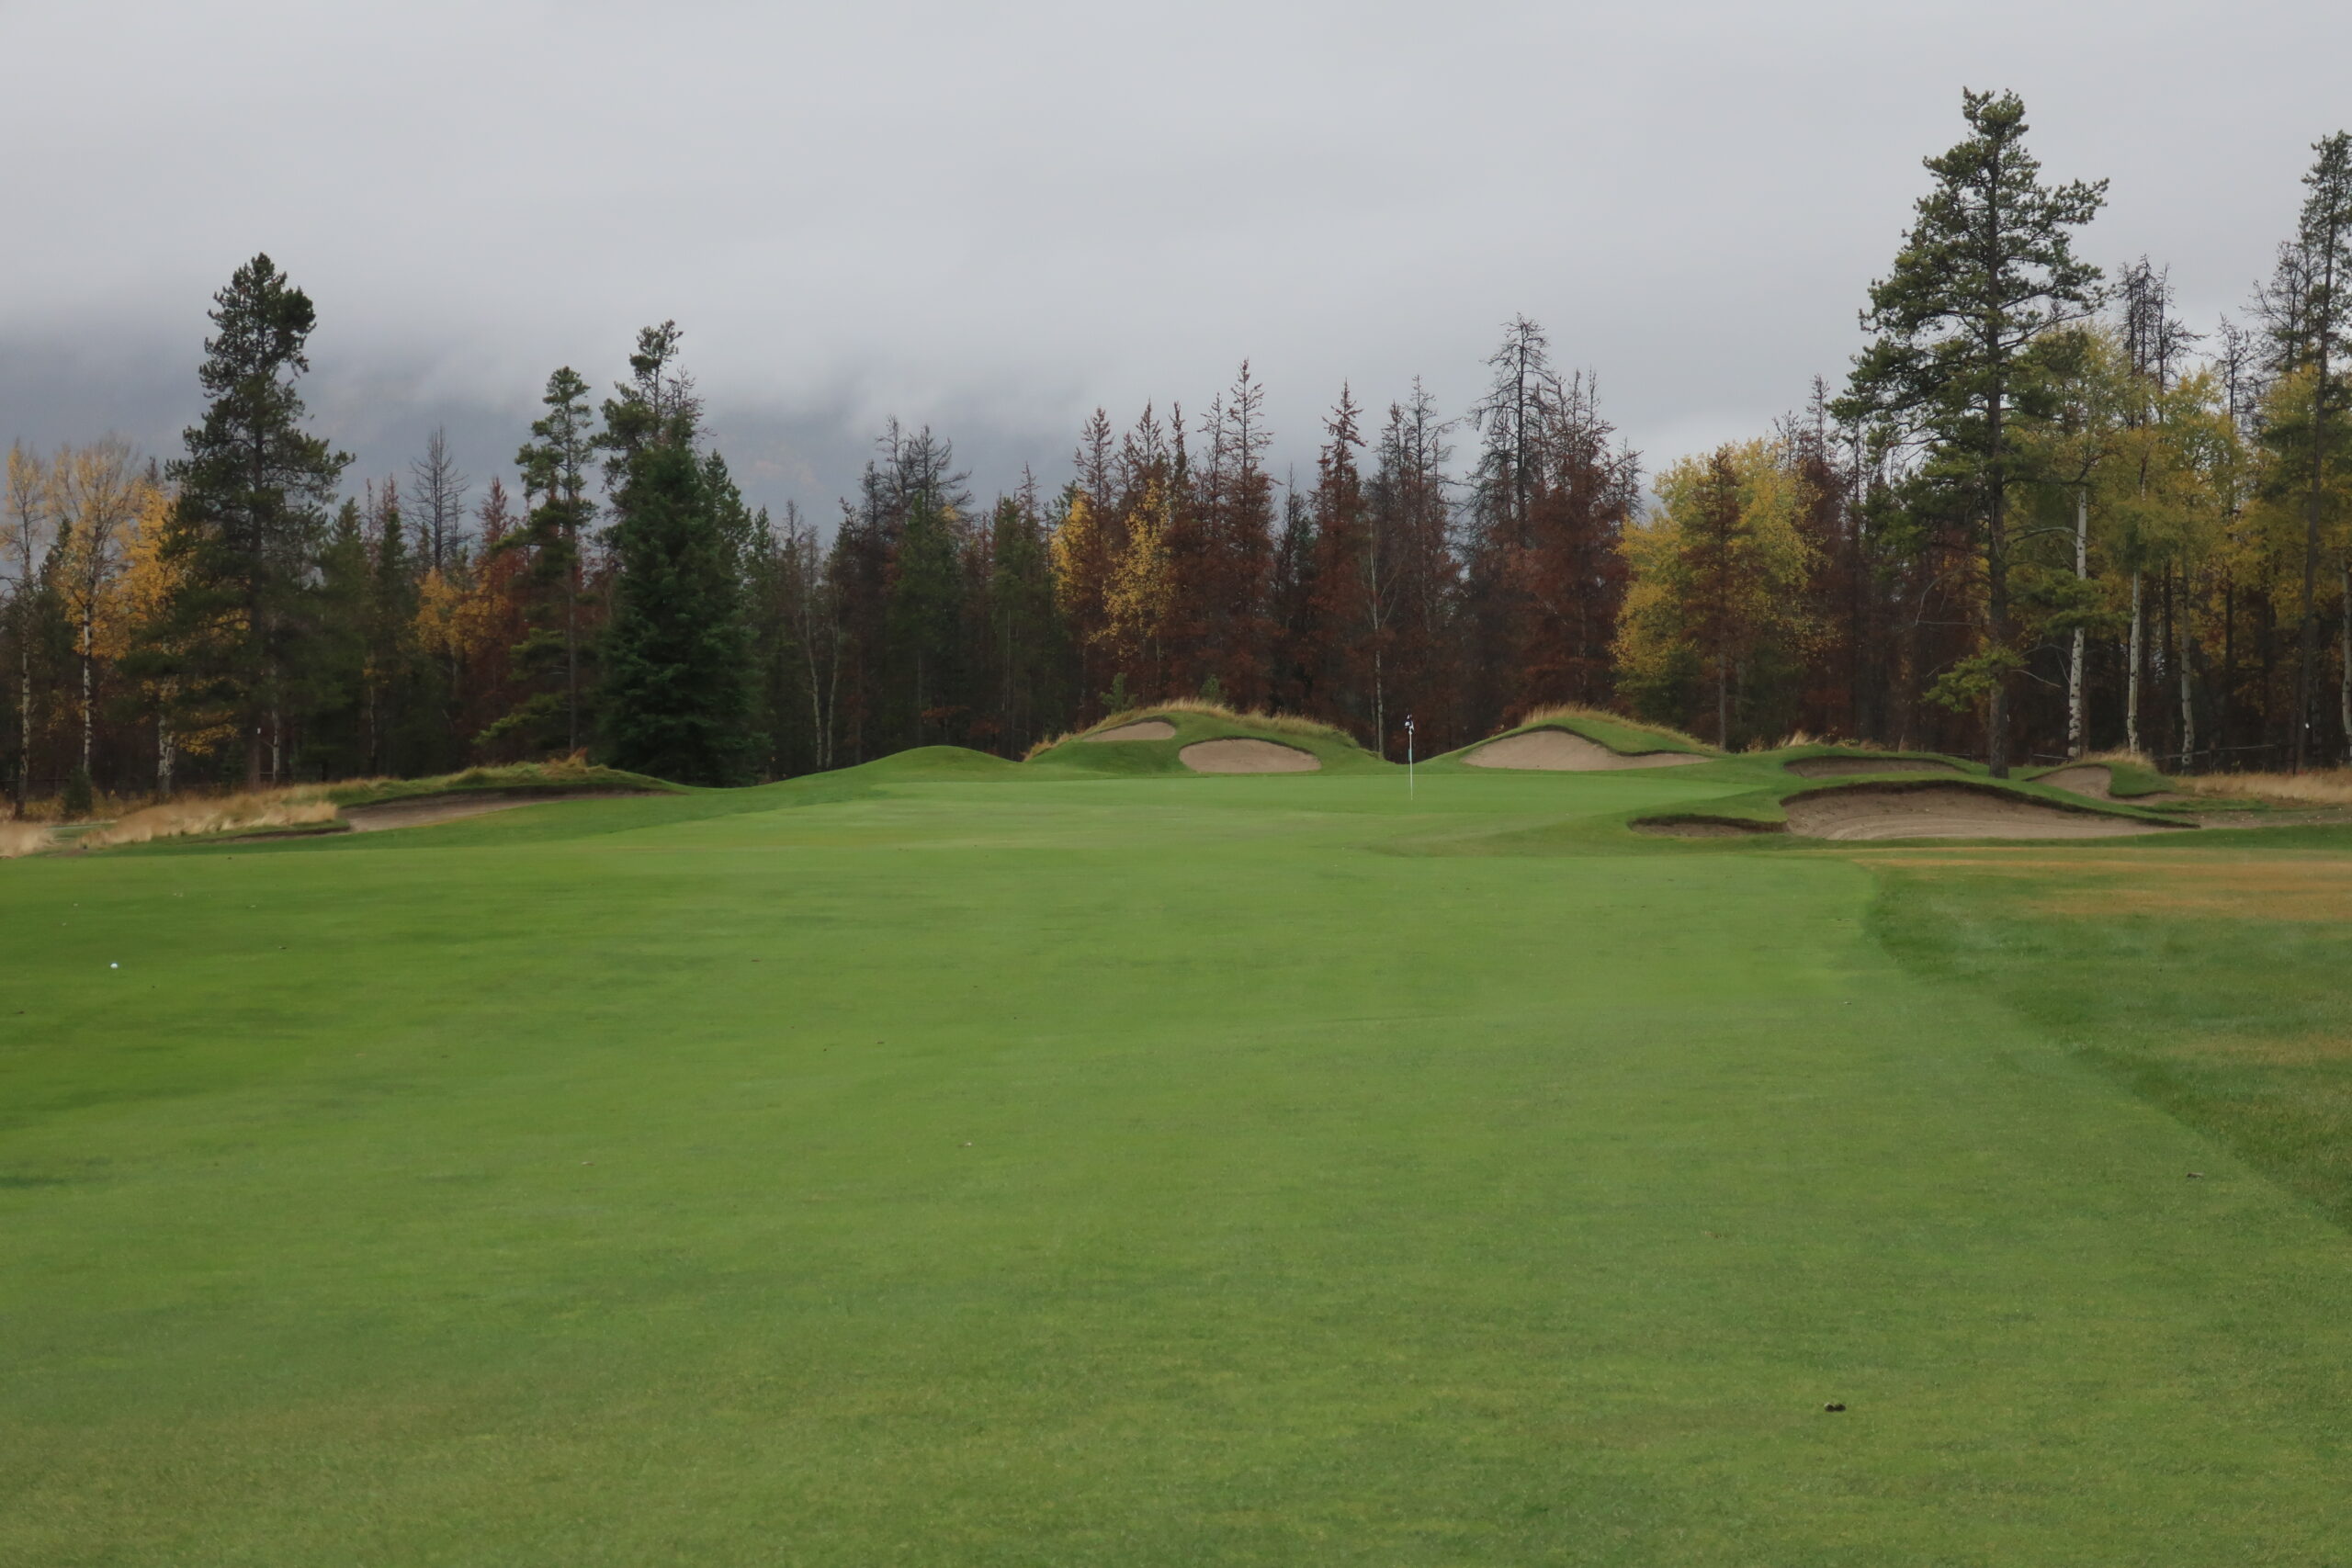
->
xmin=82 ymin=793 xmax=340 ymax=848
xmin=2180 ymin=770 xmax=2352 ymax=807
xmin=322 ymin=752 xmax=656 ymax=806
xmin=9 ymin=788 xmax=151 ymax=825
xmin=0 ymin=821 xmax=54 ymax=858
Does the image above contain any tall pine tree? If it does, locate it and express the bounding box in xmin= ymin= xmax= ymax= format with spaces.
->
xmin=153 ymin=254 xmax=350 ymax=786
xmin=1837 ymin=90 xmax=2106 ymax=775
xmin=597 ymin=324 xmax=756 ymax=784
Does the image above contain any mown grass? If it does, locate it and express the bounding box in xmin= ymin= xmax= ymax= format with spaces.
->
xmin=4 ymin=761 xmax=2350 ymax=1562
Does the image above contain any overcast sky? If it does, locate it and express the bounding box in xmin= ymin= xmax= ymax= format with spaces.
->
xmin=3 ymin=0 xmax=2346 ymax=524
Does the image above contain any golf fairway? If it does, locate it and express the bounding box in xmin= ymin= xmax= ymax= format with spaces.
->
xmin=4 ymin=762 xmax=2348 ymax=1563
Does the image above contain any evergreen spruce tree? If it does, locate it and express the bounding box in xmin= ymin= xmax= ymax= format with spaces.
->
xmin=309 ymin=498 xmax=372 ymax=776
xmin=597 ymin=325 xmax=755 ymax=784
xmin=490 ymin=367 xmax=600 ymax=754
xmin=153 ymin=254 xmax=350 ymax=786
xmin=1837 ymin=91 xmax=2106 ymax=776
xmin=888 ymin=481 xmax=966 ymax=746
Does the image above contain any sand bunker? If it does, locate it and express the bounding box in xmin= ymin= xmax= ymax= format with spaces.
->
xmin=1782 ymin=785 xmax=2189 ymax=841
xmin=1785 ymin=756 xmax=1964 ymax=778
xmin=343 ymin=790 xmax=648 ymax=832
xmin=1178 ymin=739 xmax=1320 ymax=774
xmin=1086 ymin=719 xmax=1177 ymax=742
xmin=1465 ymin=728 xmax=1706 ymax=772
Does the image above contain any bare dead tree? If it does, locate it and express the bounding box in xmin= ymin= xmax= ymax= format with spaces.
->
xmin=406 ymin=425 xmax=470 ymax=575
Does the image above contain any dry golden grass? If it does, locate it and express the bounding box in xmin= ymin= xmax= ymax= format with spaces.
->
xmin=82 ymin=793 xmax=340 ymax=849
xmin=2178 ymin=769 xmax=2352 ymax=808
xmin=2030 ymin=859 xmax=2352 ymax=922
xmin=11 ymin=788 xmax=152 ymax=825
xmin=1026 ymin=701 xmax=1359 ymax=759
xmin=1855 ymin=845 xmax=2352 ymax=922
xmin=0 ymin=820 xmax=54 ymax=858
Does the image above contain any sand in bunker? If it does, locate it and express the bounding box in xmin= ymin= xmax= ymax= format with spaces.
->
xmin=1783 ymin=785 xmax=2188 ymax=841
xmin=1085 ymin=719 xmax=1177 ymax=742
xmin=1465 ymin=729 xmax=1705 ymax=771
xmin=343 ymin=791 xmax=648 ymax=832
xmin=1178 ymin=739 xmax=1320 ymax=773
xmin=1785 ymin=756 xmax=1963 ymax=778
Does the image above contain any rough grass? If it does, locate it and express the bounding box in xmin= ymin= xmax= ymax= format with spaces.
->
xmin=0 ymin=821 xmax=53 ymax=859
xmin=81 ymin=795 xmax=340 ymax=849
xmin=8 ymin=788 xmax=153 ymax=826
xmin=1875 ymin=836 xmax=2352 ymax=1226
xmin=319 ymin=756 xmax=677 ymax=807
xmin=2179 ymin=768 xmax=2352 ymax=808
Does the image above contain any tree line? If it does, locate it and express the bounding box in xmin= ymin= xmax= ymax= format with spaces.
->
xmin=4 ymin=92 xmax=2347 ymax=804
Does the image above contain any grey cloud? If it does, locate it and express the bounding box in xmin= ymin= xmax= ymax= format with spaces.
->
xmin=4 ymin=0 xmax=2346 ymax=519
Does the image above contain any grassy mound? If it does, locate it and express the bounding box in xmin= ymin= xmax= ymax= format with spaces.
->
xmin=1025 ymin=702 xmax=1386 ymax=774
xmin=323 ymin=758 xmax=681 ymax=808
xmin=1772 ymin=741 xmax=1983 ymax=778
xmin=1624 ymin=771 xmax=2194 ymax=841
xmin=1427 ymin=705 xmax=1718 ymax=768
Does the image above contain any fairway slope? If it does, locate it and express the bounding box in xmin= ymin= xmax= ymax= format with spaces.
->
xmin=343 ymin=790 xmax=655 ymax=832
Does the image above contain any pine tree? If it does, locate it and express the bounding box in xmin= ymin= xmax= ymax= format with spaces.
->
xmin=983 ymin=479 xmax=1065 ymax=753
xmin=1837 ymin=91 xmax=2107 ymax=776
xmin=153 ymin=254 xmax=351 ymax=786
xmin=1184 ymin=364 xmax=1275 ymax=705
xmin=493 ymin=367 xmax=601 ymax=754
xmin=884 ymin=430 xmax=971 ymax=747
xmin=2256 ymin=132 xmax=2352 ymax=769
xmin=597 ymin=325 xmax=755 ymax=785
xmin=1304 ymin=390 xmax=1374 ymax=728
xmin=1369 ymin=384 xmax=1459 ymax=753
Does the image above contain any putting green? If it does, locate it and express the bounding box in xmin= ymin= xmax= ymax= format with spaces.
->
xmin=4 ymin=759 xmax=2348 ymax=1564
